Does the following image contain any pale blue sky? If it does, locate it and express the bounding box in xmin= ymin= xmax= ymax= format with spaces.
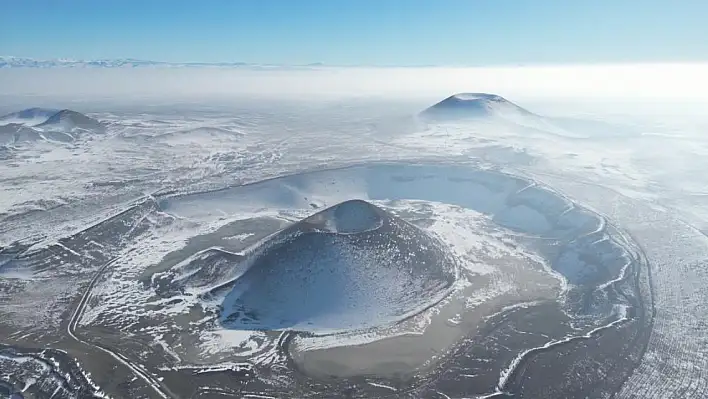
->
xmin=2 ymin=0 xmax=707 ymax=65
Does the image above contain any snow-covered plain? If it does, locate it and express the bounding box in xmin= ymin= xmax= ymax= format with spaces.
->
xmin=1 ymin=64 xmax=708 ymax=398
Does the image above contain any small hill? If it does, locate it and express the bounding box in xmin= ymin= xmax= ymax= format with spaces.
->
xmin=0 ymin=123 xmax=44 ymax=146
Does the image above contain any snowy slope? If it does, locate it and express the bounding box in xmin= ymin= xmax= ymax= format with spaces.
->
xmin=0 ymin=123 xmax=45 ymax=146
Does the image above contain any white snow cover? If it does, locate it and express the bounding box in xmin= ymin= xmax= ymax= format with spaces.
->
xmin=4 ymin=68 xmax=708 ymax=397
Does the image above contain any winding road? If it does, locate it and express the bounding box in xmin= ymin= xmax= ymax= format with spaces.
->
xmin=66 ymin=256 xmax=174 ymax=399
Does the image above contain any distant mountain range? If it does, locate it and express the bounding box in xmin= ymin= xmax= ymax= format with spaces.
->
xmin=0 ymin=56 xmax=326 ymax=69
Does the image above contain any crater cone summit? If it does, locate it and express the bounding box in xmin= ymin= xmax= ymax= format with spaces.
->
xmin=219 ymin=199 xmax=458 ymax=334
xmin=420 ymin=92 xmax=535 ymax=121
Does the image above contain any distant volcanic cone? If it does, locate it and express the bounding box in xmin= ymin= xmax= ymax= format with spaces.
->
xmin=420 ymin=93 xmax=536 ymax=121
xmin=0 ymin=108 xmax=59 ymax=126
xmin=219 ymin=199 xmax=458 ymax=334
xmin=35 ymin=109 xmax=104 ymax=132
xmin=0 ymin=108 xmax=104 ymax=134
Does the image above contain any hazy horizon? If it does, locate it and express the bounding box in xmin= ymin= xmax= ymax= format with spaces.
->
xmin=3 ymin=63 xmax=708 ymax=105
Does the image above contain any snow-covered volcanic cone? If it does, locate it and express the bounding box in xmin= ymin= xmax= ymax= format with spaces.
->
xmin=0 ymin=107 xmax=59 ymax=126
xmin=0 ymin=108 xmax=104 ymax=132
xmin=35 ymin=109 xmax=104 ymax=132
xmin=219 ymin=199 xmax=458 ymax=334
xmin=420 ymin=93 xmax=536 ymax=121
